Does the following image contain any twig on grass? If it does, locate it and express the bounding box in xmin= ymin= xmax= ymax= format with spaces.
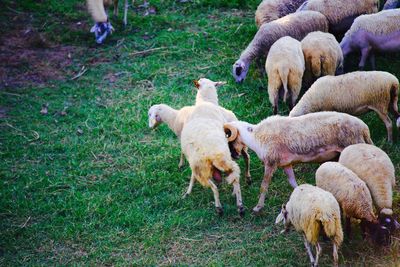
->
xmin=130 ymin=47 xmax=167 ymax=56
xmin=20 ymin=216 xmax=31 ymax=228
xmin=71 ymin=66 xmax=88 ymax=80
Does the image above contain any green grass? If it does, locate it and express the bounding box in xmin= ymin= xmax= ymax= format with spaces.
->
xmin=1 ymin=0 xmax=400 ymax=265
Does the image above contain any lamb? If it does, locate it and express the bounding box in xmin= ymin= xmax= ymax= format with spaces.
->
xmin=265 ymin=36 xmax=305 ymax=114
xmin=148 ymin=104 xmax=195 ymax=168
xmin=316 ymin=162 xmax=390 ymax=245
xmin=340 ymin=9 xmax=400 ymax=70
xmin=301 ymin=31 xmax=343 ymax=81
xmin=223 ymin=111 xmax=372 ymax=213
xmin=383 ymin=0 xmax=400 ymax=10
xmin=232 ymin=11 xmax=328 ymax=83
xmin=255 ymin=0 xmax=307 ymax=27
xmin=275 ymin=184 xmax=343 ymax=267
xmin=87 ymin=0 xmax=132 ymax=44
xmin=297 ymin=0 xmax=378 ymax=34
xmin=289 ymin=71 xmax=400 ymax=143
xmin=339 ymin=144 xmax=400 ymax=233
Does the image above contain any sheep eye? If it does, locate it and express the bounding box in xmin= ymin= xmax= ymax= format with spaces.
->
xmin=247 ymin=127 xmax=253 ymax=132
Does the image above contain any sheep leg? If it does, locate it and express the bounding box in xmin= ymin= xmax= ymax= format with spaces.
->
xmin=273 ymin=94 xmax=279 ymax=115
xmin=315 ymin=242 xmax=322 ymax=267
xmin=209 ymin=180 xmax=223 ymax=216
xmin=370 ymin=107 xmax=393 ymax=142
xmin=303 ymin=235 xmax=315 ymax=266
xmin=113 ymin=0 xmax=119 ymax=16
xmin=369 ymin=52 xmax=376 ymax=70
xmin=253 ymin=164 xmax=277 ymax=213
xmin=182 ymin=173 xmax=195 ymax=198
xmin=358 ymin=47 xmax=371 ymax=70
xmin=333 ymin=243 xmax=339 ymax=267
xmin=241 ymin=149 xmax=252 ymax=185
xmin=284 ymin=166 xmax=298 ymax=188
xmin=178 ymin=152 xmax=185 ymax=169
xmin=123 ymin=0 xmax=128 ymax=26
xmin=345 ymin=216 xmax=352 ymax=240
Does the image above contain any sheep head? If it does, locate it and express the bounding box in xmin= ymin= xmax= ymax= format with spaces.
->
xmin=90 ymin=21 xmax=114 ymax=44
xmin=362 ymin=220 xmax=391 ymax=246
xmin=224 ymin=123 xmax=244 ymax=160
xmin=148 ymin=105 xmax=162 ymax=128
xmin=232 ymin=59 xmax=249 ymax=83
xmin=193 ymin=78 xmax=226 ymax=90
xmin=379 ymin=212 xmax=400 ymax=234
xmin=275 ymin=204 xmax=290 ymax=233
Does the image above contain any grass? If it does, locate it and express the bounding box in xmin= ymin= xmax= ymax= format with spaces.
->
xmin=1 ymin=0 xmax=400 ymax=265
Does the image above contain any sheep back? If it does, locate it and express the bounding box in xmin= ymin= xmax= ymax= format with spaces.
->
xmin=286 ymin=184 xmax=343 ymax=245
xmin=289 ymin=71 xmax=399 ymax=117
xmin=339 ymin=144 xmax=396 ymax=215
xmin=255 ymin=0 xmax=307 ymax=27
xmin=316 ymin=162 xmax=376 ymax=222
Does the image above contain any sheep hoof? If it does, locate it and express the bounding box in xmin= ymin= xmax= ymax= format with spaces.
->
xmin=238 ymin=206 xmax=245 ymax=217
xmin=215 ymin=207 xmax=223 ymax=216
xmin=252 ymin=206 xmax=263 ymax=215
xmin=246 ymin=176 xmax=252 ymax=186
xmin=182 ymin=193 xmax=189 ymax=199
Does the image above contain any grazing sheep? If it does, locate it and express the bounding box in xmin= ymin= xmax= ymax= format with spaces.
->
xmin=383 ymin=0 xmax=400 ymax=9
xmin=265 ymin=36 xmax=305 ymax=114
xmin=224 ymin=111 xmax=372 ymax=213
xmin=148 ymin=104 xmax=195 ymax=168
xmin=340 ymin=9 xmax=400 ymax=70
xmin=87 ymin=0 xmax=132 ymax=44
xmin=232 ymin=11 xmax=328 ymax=83
xmin=276 ymin=184 xmax=343 ymax=267
xmin=339 ymin=144 xmax=400 ymax=233
xmin=301 ymin=31 xmax=343 ymax=81
xmin=297 ymin=0 xmax=379 ymax=34
xmin=181 ymin=103 xmax=244 ymax=216
xmin=289 ymin=71 xmax=400 ymax=142
xmin=255 ymin=0 xmax=307 ymax=27
xmin=316 ymin=162 xmax=390 ymax=245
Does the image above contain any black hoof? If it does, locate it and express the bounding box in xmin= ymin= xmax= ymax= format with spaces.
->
xmin=246 ymin=177 xmax=252 ymax=186
xmin=216 ymin=207 xmax=223 ymax=216
xmin=238 ymin=206 xmax=245 ymax=217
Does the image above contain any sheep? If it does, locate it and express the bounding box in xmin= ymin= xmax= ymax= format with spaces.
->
xmin=232 ymin=11 xmax=328 ymax=83
xmin=383 ymin=0 xmax=400 ymax=10
xmin=87 ymin=0 xmax=132 ymax=44
xmin=275 ymin=184 xmax=343 ymax=267
xmin=223 ymin=111 xmax=372 ymax=213
xmin=316 ymin=162 xmax=391 ymax=245
xmin=339 ymin=144 xmax=400 ymax=234
xmin=297 ymin=0 xmax=379 ymax=34
xmin=301 ymin=31 xmax=343 ymax=82
xmin=289 ymin=71 xmax=400 ymax=143
xmin=148 ymin=104 xmax=195 ymax=168
xmin=255 ymin=0 xmax=307 ymax=28
xmin=340 ymin=9 xmax=400 ymax=70
xmin=265 ymin=36 xmax=305 ymax=114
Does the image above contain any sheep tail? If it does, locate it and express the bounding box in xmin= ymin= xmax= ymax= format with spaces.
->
xmin=389 ymin=83 xmax=400 ymax=129
xmin=278 ymin=66 xmax=289 ymax=103
xmin=311 ymin=55 xmax=322 ymax=77
xmin=321 ymin=214 xmax=343 ymax=247
xmin=87 ymin=0 xmax=108 ymax=22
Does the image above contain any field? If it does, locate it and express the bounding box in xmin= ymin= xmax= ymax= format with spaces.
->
xmin=1 ymin=0 xmax=400 ymax=265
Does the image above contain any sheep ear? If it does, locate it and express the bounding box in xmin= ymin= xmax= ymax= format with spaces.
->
xmin=193 ymin=80 xmax=200 ymax=89
xmin=90 ymin=25 xmax=97 ymax=33
xmin=214 ymin=81 xmax=226 ymax=87
xmin=275 ymin=212 xmax=284 ymax=224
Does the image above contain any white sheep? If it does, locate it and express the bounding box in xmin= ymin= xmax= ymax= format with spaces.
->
xmin=223 ymin=111 xmax=372 ymax=213
xmin=255 ymin=0 xmax=307 ymax=27
xmin=340 ymin=9 xmax=400 ymax=70
xmin=275 ymin=184 xmax=343 ymax=267
xmin=232 ymin=11 xmax=328 ymax=83
xmin=316 ymin=162 xmax=391 ymax=245
xmin=87 ymin=0 xmax=132 ymax=44
xmin=301 ymin=31 xmax=343 ymax=81
xmin=265 ymin=36 xmax=305 ymax=114
xmin=297 ymin=0 xmax=378 ymax=34
xmin=289 ymin=71 xmax=400 ymax=143
xmin=339 ymin=144 xmax=400 ymax=233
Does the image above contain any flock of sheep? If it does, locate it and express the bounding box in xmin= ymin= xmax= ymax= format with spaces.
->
xmin=87 ymin=0 xmax=400 ymax=266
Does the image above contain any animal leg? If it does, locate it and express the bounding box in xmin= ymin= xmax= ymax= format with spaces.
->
xmin=345 ymin=216 xmax=352 ymax=240
xmin=241 ymin=148 xmax=252 ymax=185
xmin=303 ymin=235 xmax=315 ymax=266
xmin=113 ymin=0 xmax=119 ymax=16
xmin=284 ymin=165 xmax=298 ymax=188
xmin=123 ymin=0 xmax=129 ymax=26
xmin=358 ymin=47 xmax=371 ymax=70
xmin=182 ymin=173 xmax=195 ymax=198
xmin=333 ymin=243 xmax=339 ymax=267
xmin=370 ymin=107 xmax=393 ymax=142
xmin=208 ymin=180 xmax=223 ymax=215
xmin=273 ymin=94 xmax=279 ymax=115
xmin=315 ymin=242 xmax=322 ymax=267
xmin=178 ymin=152 xmax=185 ymax=169
xmin=369 ymin=52 xmax=376 ymax=70
xmin=253 ymin=164 xmax=277 ymax=213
